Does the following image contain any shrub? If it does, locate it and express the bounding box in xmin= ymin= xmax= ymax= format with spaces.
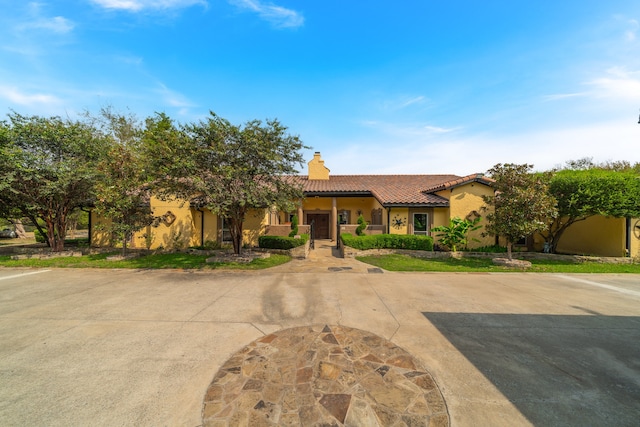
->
xmin=288 ymin=215 xmax=299 ymax=238
xmin=34 ymin=229 xmax=46 ymax=243
xmin=355 ymin=215 xmax=367 ymax=236
xmin=259 ymin=234 xmax=309 ymax=250
xmin=341 ymin=233 xmax=433 ymax=251
xmin=431 ymin=216 xmax=482 ymax=251
xmin=203 ymin=240 xmax=220 ymax=250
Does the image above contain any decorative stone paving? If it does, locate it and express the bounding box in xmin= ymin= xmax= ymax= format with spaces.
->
xmin=202 ymin=325 xmax=449 ymax=426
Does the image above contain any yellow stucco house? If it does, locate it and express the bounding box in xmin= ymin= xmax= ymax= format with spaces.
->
xmin=90 ymin=152 xmax=640 ymax=258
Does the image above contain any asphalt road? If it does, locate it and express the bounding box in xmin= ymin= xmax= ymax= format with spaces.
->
xmin=0 ymin=265 xmax=638 ymax=426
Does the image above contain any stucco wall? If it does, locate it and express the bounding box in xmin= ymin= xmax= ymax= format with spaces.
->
xmin=431 ymin=208 xmax=449 ymax=229
xmin=90 ymin=213 xmax=113 ymax=247
xmin=631 ymin=218 xmax=640 ymax=259
xmin=190 ymin=209 xmax=219 ymax=248
xmin=141 ymin=197 xmax=195 ymax=250
xmin=436 ymin=183 xmax=494 ymax=248
xmin=389 ymin=208 xmax=409 ymax=235
xmin=335 ymin=198 xmax=383 ymax=224
xmin=556 ymin=216 xmax=627 ymax=257
xmin=93 ymin=199 xmax=270 ymax=250
xmin=303 ymin=198 xmax=331 ymax=212
xmin=242 ymin=209 xmax=269 ymax=247
xmin=90 ymin=197 xmax=193 ymax=250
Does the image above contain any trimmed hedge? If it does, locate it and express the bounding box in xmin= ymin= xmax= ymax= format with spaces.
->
xmin=259 ymin=234 xmax=309 ymax=250
xmin=341 ymin=233 xmax=434 ymax=251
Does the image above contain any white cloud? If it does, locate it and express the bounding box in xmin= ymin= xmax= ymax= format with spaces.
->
xmin=423 ymin=125 xmax=456 ymax=134
xmin=0 ymin=86 xmax=62 ymax=106
xmin=542 ymin=93 xmax=586 ymax=101
xmin=90 ymin=0 xmax=207 ymax=12
xmin=624 ymin=18 xmax=638 ymax=41
xmin=230 ymin=0 xmax=304 ymax=28
xmin=361 ymin=120 xmax=459 ymax=138
xmin=22 ymin=16 xmax=75 ymax=33
xmin=154 ymin=83 xmax=195 ymax=108
xmin=382 ymin=95 xmax=427 ymax=111
xmin=587 ymin=67 xmax=640 ymax=100
xmin=399 ymin=96 xmax=426 ymax=109
xmin=542 ymin=68 xmax=640 ymax=105
xmin=11 ymin=4 xmax=75 ymax=35
xmin=321 ymin=116 xmax=640 ymax=176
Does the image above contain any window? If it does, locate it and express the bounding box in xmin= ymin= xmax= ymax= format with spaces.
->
xmin=338 ymin=210 xmax=350 ymax=224
xmin=413 ymin=213 xmax=428 ymax=235
xmin=515 ymin=236 xmax=528 ymax=246
xmin=371 ymin=208 xmax=383 ymax=225
xmin=221 ymin=218 xmax=232 ymax=242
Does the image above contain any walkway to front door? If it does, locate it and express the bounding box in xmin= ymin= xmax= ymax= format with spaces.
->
xmin=270 ymin=240 xmax=374 ymax=274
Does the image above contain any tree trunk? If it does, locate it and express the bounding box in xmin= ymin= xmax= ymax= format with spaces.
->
xmin=54 ymin=215 xmax=67 ymax=252
xmin=547 ymin=217 xmax=588 ymax=254
xmin=46 ymin=221 xmax=57 ymax=251
xmin=506 ymin=241 xmax=513 ymax=260
xmin=229 ymin=217 xmax=243 ymax=255
xmin=31 ymin=218 xmax=50 ymax=248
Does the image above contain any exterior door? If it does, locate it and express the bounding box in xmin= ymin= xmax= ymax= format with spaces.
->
xmin=308 ymin=214 xmax=330 ymax=239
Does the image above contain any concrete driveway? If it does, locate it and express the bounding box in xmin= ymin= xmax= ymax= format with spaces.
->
xmin=0 ymin=260 xmax=639 ymax=426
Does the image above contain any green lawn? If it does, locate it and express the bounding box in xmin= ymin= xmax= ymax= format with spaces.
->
xmin=356 ymin=254 xmax=640 ymax=273
xmin=0 ymin=252 xmax=291 ymax=270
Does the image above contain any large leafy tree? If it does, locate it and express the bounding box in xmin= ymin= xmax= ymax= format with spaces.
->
xmin=0 ymin=122 xmax=15 ymax=218
xmin=542 ymin=168 xmax=640 ymax=253
xmin=0 ymin=112 xmax=103 ymax=251
xmin=482 ymin=163 xmax=557 ymax=260
xmin=144 ymin=112 xmax=308 ymax=254
xmin=91 ymin=108 xmax=154 ymax=255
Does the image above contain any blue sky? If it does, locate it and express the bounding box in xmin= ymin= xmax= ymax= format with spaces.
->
xmin=1 ymin=1 xmax=639 ymax=174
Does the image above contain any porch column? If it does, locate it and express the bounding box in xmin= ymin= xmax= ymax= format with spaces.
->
xmin=297 ymin=205 xmax=304 ymax=225
xmin=331 ymin=197 xmax=337 ymax=241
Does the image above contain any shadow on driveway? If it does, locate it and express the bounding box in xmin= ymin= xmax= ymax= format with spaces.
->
xmin=423 ymin=312 xmax=640 ymax=426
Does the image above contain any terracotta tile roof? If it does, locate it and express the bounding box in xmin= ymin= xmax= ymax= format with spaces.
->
xmin=422 ymin=173 xmax=495 ymax=193
xmin=294 ymin=175 xmax=466 ymax=206
xmin=189 ymin=173 xmax=494 ymax=208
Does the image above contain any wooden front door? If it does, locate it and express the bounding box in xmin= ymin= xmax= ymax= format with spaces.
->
xmin=308 ymin=214 xmax=330 ymax=239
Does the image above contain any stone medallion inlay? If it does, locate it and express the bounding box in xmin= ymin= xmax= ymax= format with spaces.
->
xmin=202 ymin=325 xmax=449 ymax=426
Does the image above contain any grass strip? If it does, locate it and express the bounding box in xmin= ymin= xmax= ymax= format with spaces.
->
xmin=0 ymin=252 xmax=291 ymax=270
xmin=356 ymin=254 xmax=640 ymax=273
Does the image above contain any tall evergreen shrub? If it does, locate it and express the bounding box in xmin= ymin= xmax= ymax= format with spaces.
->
xmin=288 ymin=215 xmax=299 ymax=237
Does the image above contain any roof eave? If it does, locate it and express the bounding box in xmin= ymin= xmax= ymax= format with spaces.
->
xmin=382 ymin=202 xmax=450 ymax=208
xmin=424 ymin=175 xmax=495 ymax=193
xmin=303 ymin=191 xmax=373 ymax=198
